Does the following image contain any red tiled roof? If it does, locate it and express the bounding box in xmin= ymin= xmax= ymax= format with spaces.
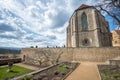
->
xmin=114 ymin=30 xmax=120 ymax=34
xmin=76 ymin=4 xmax=93 ymax=11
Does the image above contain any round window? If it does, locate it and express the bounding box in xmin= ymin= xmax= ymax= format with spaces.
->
xmin=82 ymin=38 xmax=90 ymax=46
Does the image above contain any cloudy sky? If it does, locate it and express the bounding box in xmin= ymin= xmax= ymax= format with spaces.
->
xmin=0 ymin=0 xmax=117 ymax=48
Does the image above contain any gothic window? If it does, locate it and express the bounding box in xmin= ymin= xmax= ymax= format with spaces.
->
xmin=81 ymin=12 xmax=88 ymax=31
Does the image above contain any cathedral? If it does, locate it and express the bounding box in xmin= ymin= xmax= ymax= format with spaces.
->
xmin=66 ymin=4 xmax=112 ymax=47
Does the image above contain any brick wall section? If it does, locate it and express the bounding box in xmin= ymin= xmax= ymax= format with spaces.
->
xmin=21 ymin=47 xmax=120 ymax=65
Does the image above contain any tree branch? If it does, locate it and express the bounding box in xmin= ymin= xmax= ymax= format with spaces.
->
xmin=99 ymin=6 xmax=120 ymax=26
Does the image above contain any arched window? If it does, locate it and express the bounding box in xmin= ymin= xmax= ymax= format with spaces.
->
xmin=81 ymin=12 xmax=88 ymax=31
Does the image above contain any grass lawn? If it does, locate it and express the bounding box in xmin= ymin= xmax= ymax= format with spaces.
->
xmin=0 ymin=65 xmax=32 ymax=80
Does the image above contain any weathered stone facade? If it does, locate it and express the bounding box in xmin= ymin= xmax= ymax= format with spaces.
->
xmin=112 ymin=30 xmax=120 ymax=47
xmin=67 ymin=4 xmax=112 ymax=47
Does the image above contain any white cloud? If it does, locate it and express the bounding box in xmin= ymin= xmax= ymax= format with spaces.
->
xmin=0 ymin=0 xmax=108 ymax=48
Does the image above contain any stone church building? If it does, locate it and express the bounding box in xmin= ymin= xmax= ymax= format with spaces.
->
xmin=67 ymin=4 xmax=112 ymax=47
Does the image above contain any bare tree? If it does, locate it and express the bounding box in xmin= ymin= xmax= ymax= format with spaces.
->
xmin=34 ymin=48 xmax=63 ymax=67
xmin=34 ymin=50 xmax=49 ymax=66
xmin=95 ymin=0 xmax=120 ymax=27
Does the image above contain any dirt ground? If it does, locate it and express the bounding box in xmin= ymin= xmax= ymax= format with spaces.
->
xmin=15 ymin=63 xmax=39 ymax=70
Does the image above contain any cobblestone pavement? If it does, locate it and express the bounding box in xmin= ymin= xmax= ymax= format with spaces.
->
xmin=65 ymin=62 xmax=106 ymax=80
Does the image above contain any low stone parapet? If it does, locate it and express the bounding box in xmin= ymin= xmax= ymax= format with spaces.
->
xmin=109 ymin=60 xmax=120 ymax=67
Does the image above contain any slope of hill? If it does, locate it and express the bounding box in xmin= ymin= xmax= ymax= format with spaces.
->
xmin=0 ymin=47 xmax=21 ymax=54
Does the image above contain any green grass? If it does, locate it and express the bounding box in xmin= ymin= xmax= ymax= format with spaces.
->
xmin=0 ymin=65 xmax=32 ymax=80
xmin=58 ymin=65 xmax=69 ymax=73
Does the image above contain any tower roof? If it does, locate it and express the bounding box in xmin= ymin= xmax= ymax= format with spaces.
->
xmin=76 ymin=4 xmax=93 ymax=11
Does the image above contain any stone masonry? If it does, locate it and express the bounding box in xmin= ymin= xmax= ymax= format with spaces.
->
xmin=67 ymin=4 xmax=112 ymax=47
xmin=21 ymin=47 xmax=120 ymax=66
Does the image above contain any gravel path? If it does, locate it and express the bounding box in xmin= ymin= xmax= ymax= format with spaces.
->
xmin=15 ymin=63 xmax=39 ymax=70
xmin=65 ymin=62 xmax=103 ymax=80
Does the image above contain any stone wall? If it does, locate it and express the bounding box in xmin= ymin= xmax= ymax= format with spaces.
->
xmin=73 ymin=47 xmax=120 ymax=62
xmin=109 ymin=60 xmax=120 ymax=67
xmin=21 ymin=47 xmax=120 ymax=65
xmin=112 ymin=30 xmax=120 ymax=47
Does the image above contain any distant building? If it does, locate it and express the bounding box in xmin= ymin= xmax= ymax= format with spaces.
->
xmin=112 ymin=30 xmax=120 ymax=47
xmin=66 ymin=4 xmax=112 ymax=47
